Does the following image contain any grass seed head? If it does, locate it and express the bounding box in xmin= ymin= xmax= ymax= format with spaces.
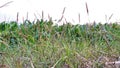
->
xmin=85 ymin=2 xmax=89 ymax=15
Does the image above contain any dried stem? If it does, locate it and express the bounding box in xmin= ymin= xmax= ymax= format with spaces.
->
xmin=16 ymin=12 xmax=19 ymax=22
xmin=58 ymin=7 xmax=66 ymax=23
xmin=62 ymin=7 xmax=66 ymax=15
xmin=42 ymin=11 xmax=44 ymax=20
xmin=108 ymin=13 xmax=113 ymax=23
xmin=0 ymin=1 xmax=13 ymax=8
xmin=26 ymin=12 xmax=29 ymax=20
xmin=78 ymin=13 xmax=80 ymax=23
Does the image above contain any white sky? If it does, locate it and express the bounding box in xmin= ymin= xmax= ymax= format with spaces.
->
xmin=0 ymin=0 xmax=120 ymax=24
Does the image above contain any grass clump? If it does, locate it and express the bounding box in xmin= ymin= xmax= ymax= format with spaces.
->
xmin=0 ymin=19 xmax=120 ymax=68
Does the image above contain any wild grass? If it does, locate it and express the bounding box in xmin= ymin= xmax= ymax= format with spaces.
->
xmin=0 ymin=19 xmax=120 ymax=68
xmin=0 ymin=1 xmax=120 ymax=68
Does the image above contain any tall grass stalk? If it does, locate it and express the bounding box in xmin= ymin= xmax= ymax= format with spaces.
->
xmin=85 ymin=2 xmax=90 ymax=23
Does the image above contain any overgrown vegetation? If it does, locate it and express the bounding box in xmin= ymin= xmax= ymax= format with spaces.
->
xmin=0 ymin=19 xmax=120 ymax=68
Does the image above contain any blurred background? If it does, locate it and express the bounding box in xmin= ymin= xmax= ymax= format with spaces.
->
xmin=0 ymin=0 xmax=120 ymax=24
